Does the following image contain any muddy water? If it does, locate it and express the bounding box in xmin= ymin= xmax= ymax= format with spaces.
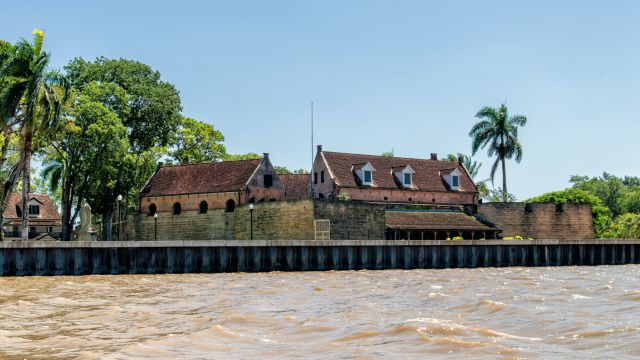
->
xmin=1 ymin=266 xmax=639 ymax=359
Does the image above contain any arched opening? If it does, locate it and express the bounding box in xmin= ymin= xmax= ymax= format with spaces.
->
xmin=199 ymin=201 xmax=208 ymax=214
xmin=318 ymin=193 xmax=325 ymax=199
xmin=248 ymin=197 xmax=256 ymax=204
xmin=173 ymin=202 xmax=181 ymax=215
xmin=258 ymin=198 xmax=265 ymax=203
xmin=225 ymin=199 xmax=236 ymax=212
xmin=148 ymin=204 xmax=157 ymax=216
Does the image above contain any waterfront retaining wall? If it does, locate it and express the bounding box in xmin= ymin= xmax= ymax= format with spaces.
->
xmin=0 ymin=239 xmax=637 ymax=276
xmin=474 ymin=203 xmax=595 ymax=240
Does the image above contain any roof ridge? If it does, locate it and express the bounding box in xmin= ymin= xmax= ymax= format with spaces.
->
xmin=161 ymin=158 xmax=262 ymax=168
xmin=322 ymin=150 xmax=459 ymax=163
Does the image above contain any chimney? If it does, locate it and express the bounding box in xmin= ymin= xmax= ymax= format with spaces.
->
xmin=157 ymin=161 xmax=164 ymax=171
xmin=430 ymin=153 xmax=437 ymax=160
xmin=263 ymin=153 xmax=269 ymax=160
xmin=317 ymin=144 xmax=322 ymax=153
xmin=458 ymin=154 xmax=464 ymax=165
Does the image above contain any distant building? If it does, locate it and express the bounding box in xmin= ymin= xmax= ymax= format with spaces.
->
xmin=3 ymin=193 xmax=62 ymax=240
xmin=138 ymin=153 xmax=286 ymax=215
xmin=279 ymin=173 xmax=311 ymax=201
xmin=312 ymin=145 xmax=479 ymax=204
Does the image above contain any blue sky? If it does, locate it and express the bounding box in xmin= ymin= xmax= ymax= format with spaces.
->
xmin=3 ymin=0 xmax=639 ymax=199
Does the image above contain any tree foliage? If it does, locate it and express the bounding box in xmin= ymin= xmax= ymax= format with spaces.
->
xmin=470 ymin=104 xmax=526 ymax=202
xmin=168 ymin=117 xmax=226 ymax=165
xmin=0 ymin=29 xmax=69 ymax=240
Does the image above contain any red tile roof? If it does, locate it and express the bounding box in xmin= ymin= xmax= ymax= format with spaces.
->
xmin=3 ymin=193 xmax=61 ymax=220
xmin=279 ymin=174 xmax=311 ymax=200
xmin=321 ymin=151 xmax=477 ymax=192
xmin=140 ymin=159 xmax=262 ymax=197
xmin=385 ymin=210 xmax=494 ymax=230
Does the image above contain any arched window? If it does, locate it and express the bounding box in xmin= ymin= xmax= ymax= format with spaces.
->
xmin=199 ymin=201 xmax=208 ymax=214
xmin=225 ymin=199 xmax=236 ymax=212
xmin=148 ymin=204 xmax=157 ymax=216
xmin=173 ymin=202 xmax=181 ymax=215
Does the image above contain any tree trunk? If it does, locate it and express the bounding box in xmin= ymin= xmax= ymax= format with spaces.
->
xmin=102 ymin=205 xmax=114 ymax=241
xmin=20 ymin=131 xmax=33 ymax=241
xmin=501 ymin=156 xmax=508 ymax=202
xmin=61 ymin=175 xmax=72 ymax=241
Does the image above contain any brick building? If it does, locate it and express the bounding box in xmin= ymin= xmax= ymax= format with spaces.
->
xmin=312 ymin=146 xmax=479 ymax=204
xmin=139 ymin=153 xmax=286 ymax=215
xmin=3 ymin=193 xmax=62 ymax=240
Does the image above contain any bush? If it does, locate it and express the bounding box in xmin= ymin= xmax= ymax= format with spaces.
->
xmin=515 ymin=235 xmax=523 ymax=240
xmin=452 ymin=236 xmax=464 ymax=241
xmin=337 ymin=192 xmax=351 ymax=201
xmin=503 ymin=236 xmax=515 ymax=240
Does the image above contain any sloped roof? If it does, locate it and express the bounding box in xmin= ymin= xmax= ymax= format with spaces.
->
xmin=140 ymin=159 xmax=262 ymax=197
xmin=4 ymin=193 xmax=61 ymax=220
xmin=321 ymin=151 xmax=477 ymax=192
xmin=385 ymin=210 xmax=495 ymax=230
xmin=280 ymin=174 xmax=311 ymax=200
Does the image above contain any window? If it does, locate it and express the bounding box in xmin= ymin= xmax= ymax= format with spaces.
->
xmin=173 ymin=202 xmax=181 ymax=215
xmin=15 ymin=205 xmax=22 ymax=218
xmin=313 ymin=172 xmax=318 ymax=184
xmin=225 ymin=199 xmax=235 ymax=212
xmin=404 ymin=173 xmax=412 ymax=186
xmin=452 ymin=175 xmax=459 ymax=187
xmin=48 ymin=226 xmax=53 ymax=233
xmin=363 ymin=170 xmax=372 ymax=183
xmin=29 ymin=226 xmax=36 ymax=234
xmin=199 ymin=201 xmax=208 ymax=214
xmin=264 ymin=174 xmax=273 ymax=188
xmin=28 ymin=204 xmax=40 ymax=216
xmin=321 ymin=170 xmax=325 ymax=183
xmin=148 ymin=204 xmax=157 ymax=216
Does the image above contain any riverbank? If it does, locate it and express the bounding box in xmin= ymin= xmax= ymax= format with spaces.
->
xmin=0 ymin=239 xmax=638 ymax=276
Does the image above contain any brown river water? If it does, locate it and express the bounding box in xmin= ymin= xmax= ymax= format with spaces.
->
xmin=1 ymin=266 xmax=639 ymax=359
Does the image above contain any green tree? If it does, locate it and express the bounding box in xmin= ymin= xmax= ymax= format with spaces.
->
xmin=470 ymin=104 xmax=526 ymax=202
xmin=223 ymin=152 xmax=262 ymax=161
xmin=526 ymin=188 xmax=612 ymax=238
xmin=0 ymin=29 xmax=69 ymax=240
xmin=42 ymin=89 xmax=129 ymax=241
xmin=168 ymin=117 xmax=226 ymax=164
xmin=63 ymin=57 xmax=182 ymax=240
xmin=570 ymin=172 xmax=630 ymax=217
xmin=273 ymin=166 xmax=308 ymax=175
xmin=381 ymin=149 xmax=394 ymax=157
xmin=444 ymin=153 xmax=482 ymax=179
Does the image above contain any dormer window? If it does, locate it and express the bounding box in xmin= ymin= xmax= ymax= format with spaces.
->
xmin=28 ymin=204 xmax=40 ymax=216
xmin=393 ymin=165 xmax=415 ymax=188
xmin=354 ymin=162 xmax=375 ymax=186
xmin=443 ymin=168 xmax=462 ymax=190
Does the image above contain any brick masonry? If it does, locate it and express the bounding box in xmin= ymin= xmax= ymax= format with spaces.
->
xmin=129 ymin=200 xmax=595 ymax=241
xmin=474 ymin=203 xmax=595 ymax=240
xmin=313 ymin=200 xmax=386 ymax=240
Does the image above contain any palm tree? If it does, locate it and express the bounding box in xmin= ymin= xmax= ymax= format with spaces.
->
xmin=444 ymin=153 xmax=481 ymax=179
xmin=469 ymin=104 xmax=526 ymax=202
xmin=0 ymin=29 xmax=69 ymax=240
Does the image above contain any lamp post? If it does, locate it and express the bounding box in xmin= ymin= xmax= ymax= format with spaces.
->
xmin=116 ymin=194 xmax=123 ymax=241
xmin=248 ymin=203 xmax=254 ymax=240
xmin=154 ymin=213 xmax=158 ymax=241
